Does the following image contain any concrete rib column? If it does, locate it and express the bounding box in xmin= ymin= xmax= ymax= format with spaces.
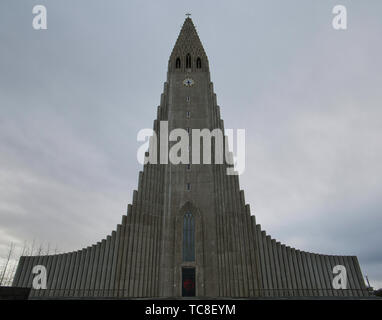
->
xmin=110 ymin=225 xmax=121 ymax=297
xmin=276 ymin=242 xmax=289 ymax=296
xmin=232 ymin=183 xmax=248 ymax=297
xmin=295 ymin=250 xmax=306 ymax=296
xmin=50 ymin=254 xmax=62 ymax=297
xmin=62 ymin=254 xmax=72 ymax=297
xmin=137 ymin=168 xmax=151 ymax=297
xmin=43 ymin=255 xmax=53 ymax=297
xmin=291 ymin=249 xmax=302 ymax=296
xmin=224 ymin=171 xmax=234 ymax=297
xmin=151 ymin=167 xmax=159 ymax=297
xmin=231 ymin=190 xmax=249 ymax=297
xmin=271 ymin=239 xmax=282 ymax=297
xmin=90 ymin=243 xmax=101 ymax=297
xmin=143 ymin=212 xmax=153 ymax=297
xmin=226 ymin=174 xmax=241 ymax=296
xmin=106 ymin=231 xmax=117 ymax=298
xmin=132 ymin=171 xmax=146 ymax=297
xmin=221 ymin=173 xmax=233 ymax=296
xmin=147 ymin=210 xmax=157 ymax=296
xmin=319 ymin=254 xmax=329 ymax=296
xmin=116 ymin=215 xmax=128 ymax=296
xmin=310 ymin=254 xmax=323 ymax=296
xmin=255 ymin=225 xmax=266 ymax=297
xmin=85 ymin=245 xmax=96 ymax=297
xmin=140 ymin=170 xmax=151 ymax=297
xmin=148 ymin=166 xmax=157 ymax=296
xmin=19 ymin=256 xmax=32 ymax=288
xmin=143 ymin=213 xmax=154 ymax=297
xmin=79 ymin=248 xmax=91 ymax=297
xmin=122 ymin=209 xmax=133 ymax=296
xmin=12 ymin=256 xmax=25 ymax=287
xmin=65 ymin=251 xmax=77 ymax=297
xmin=56 ymin=253 xmax=69 ymax=297
xmin=263 ymin=234 xmax=273 ymax=296
xmin=218 ymin=168 xmax=229 ymax=296
xmin=153 ymin=207 xmax=162 ymax=296
xmin=95 ymin=239 xmax=106 ymax=297
xmin=147 ymin=165 xmax=159 ymax=296
xmin=310 ymin=252 xmax=320 ymax=296
xmin=212 ymin=166 xmax=220 ymax=296
xmin=226 ymin=175 xmax=240 ymax=297
xmin=45 ymin=255 xmax=55 ymax=297
xmin=301 ymin=252 xmax=312 ymax=296
xmin=266 ymin=236 xmax=277 ymax=297
xmin=280 ymin=246 xmax=290 ymax=296
xmin=248 ymin=214 xmax=261 ymax=297
xmin=15 ymin=256 xmax=27 ymax=287
xmin=284 ymin=247 xmax=295 ymax=296
xmin=318 ymin=255 xmax=331 ymax=296
xmin=100 ymin=236 xmax=111 ymax=297
xmin=27 ymin=256 xmax=37 ymax=294
xmin=125 ymin=197 xmax=139 ymax=297
xmin=351 ymin=256 xmax=367 ymax=297
xmin=243 ymin=201 xmax=257 ymax=297
xmin=262 ymin=231 xmax=272 ymax=296
xmin=221 ymin=171 xmax=230 ymax=297
xmin=21 ymin=256 xmax=32 ymax=289
xmin=74 ymin=249 xmax=85 ymax=297
xmin=154 ymin=165 xmax=163 ymax=297
xmin=232 ymin=186 xmax=249 ymax=297
xmin=215 ymin=166 xmax=225 ymax=296
xmin=61 ymin=253 xmax=73 ymax=297
xmin=50 ymin=254 xmax=61 ymax=298
xmin=132 ymin=175 xmax=146 ymax=297
xmin=346 ymin=256 xmax=358 ymax=296
xmin=137 ymin=204 xmax=148 ymax=297
xmin=314 ymin=254 xmax=326 ymax=297
xmin=325 ymin=255 xmax=335 ymax=296
xmin=307 ymin=253 xmax=318 ymax=296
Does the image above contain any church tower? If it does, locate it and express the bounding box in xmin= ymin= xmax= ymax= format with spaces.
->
xmin=158 ymin=17 xmax=259 ymax=297
xmin=12 ymin=17 xmax=368 ymax=299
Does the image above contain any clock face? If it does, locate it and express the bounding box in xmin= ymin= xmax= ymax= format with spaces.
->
xmin=183 ymin=78 xmax=195 ymax=87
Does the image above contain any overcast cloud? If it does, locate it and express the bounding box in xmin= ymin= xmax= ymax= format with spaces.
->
xmin=1 ymin=0 xmax=381 ymax=289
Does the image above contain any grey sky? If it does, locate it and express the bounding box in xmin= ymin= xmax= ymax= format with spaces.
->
xmin=1 ymin=0 xmax=381 ymax=288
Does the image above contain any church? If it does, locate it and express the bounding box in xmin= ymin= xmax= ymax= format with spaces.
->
xmin=12 ymin=17 xmax=368 ymax=298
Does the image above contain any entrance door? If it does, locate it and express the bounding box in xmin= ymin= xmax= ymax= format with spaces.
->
xmin=182 ymin=267 xmax=195 ymax=297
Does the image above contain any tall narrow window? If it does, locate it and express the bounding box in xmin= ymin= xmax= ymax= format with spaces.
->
xmin=186 ymin=111 xmax=190 ymax=118
xmin=183 ymin=212 xmax=195 ymax=262
xmin=186 ymin=54 xmax=191 ymax=69
xmin=176 ymin=57 xmax=181 ymax=69
xmin=196 ymin=57 xmax=202 ymax=69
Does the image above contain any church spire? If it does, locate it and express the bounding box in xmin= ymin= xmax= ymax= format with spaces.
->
xmin=169 ymin=17 xmax=209 ymax=72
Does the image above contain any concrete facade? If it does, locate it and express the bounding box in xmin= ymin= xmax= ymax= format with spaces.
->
xmin=13 ymin=18 xmax=368 ymax=298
